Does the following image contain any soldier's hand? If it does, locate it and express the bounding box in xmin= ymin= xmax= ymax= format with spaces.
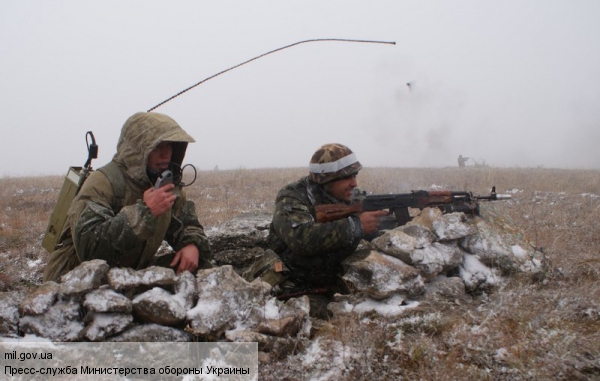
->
xmin=170 ymin=244 xmax=199 ymax=274
xmin=359 ymin=210 xmax=389 ymax=234
xmin=143 ymin=183 xmax=176 ymax=217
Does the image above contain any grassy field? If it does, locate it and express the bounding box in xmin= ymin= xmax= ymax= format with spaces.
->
xmin=1 ymin=167 xmax=599 ymax=379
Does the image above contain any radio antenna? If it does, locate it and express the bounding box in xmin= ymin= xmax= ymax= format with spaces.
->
xmin=147 ymin=38 xmax=395 ymax=112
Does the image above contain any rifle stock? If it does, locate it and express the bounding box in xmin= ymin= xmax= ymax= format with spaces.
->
xmin=314 ymin=186 xmax=511 ymax=227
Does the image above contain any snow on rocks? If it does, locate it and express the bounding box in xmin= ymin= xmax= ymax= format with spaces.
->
xmin=19 ymin=299 xmax=85 ymax=342
xmin=334 ymin=205 xmax=543 ymax=314
xmin=106 ymin=266 xmax=177 ymax=291
xmin=459 ymin=204 xmax=545 ymax=274
xmin=205 ymin=212 xmax=271 ymax=253
xmin=19 ymin=281 xmax=59 ymax=315
xmin=5 ymin=256 xmax=309 ymax=360
xmin=83 ymin=288 xmax=132 ymax=314
xmin=107 ymin=324 xmax=193 ymax=342
xmin=459 ymin=253 xmax=502 ymax=290
xmin=341 ymin=250 xmax=425 ymax=299
xmin=207 ymin=212 xmax=273 ymax=274
xmin=370 ymin=225 xmax=435 ymax=263
xmin=1 ymin=208 xmax=543 ymax=359
xmin=423 ymin=275 xmax=467 ymax=303
xmin=186 ymin=265 xmax=271 ymax=339
xmin=373 ymin=206 xmax=543 ymax=283
xmin=59 ymin=259 xmax=108 ymax=296
xmin=0 ymin=291 xmax=21 ymax=336
xmin=328 ymin=293 xmax=420 ymax=317
xmin=132 ymin=287 xmax=187 ymax=326
xmin=82 ymin=312 xmax=133 ymax=341
xmin=410 ymin=242 xmax=464 ymax=280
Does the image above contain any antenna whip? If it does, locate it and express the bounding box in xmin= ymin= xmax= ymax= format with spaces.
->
xmin=147 ymin=38 xmax=395 ymax=112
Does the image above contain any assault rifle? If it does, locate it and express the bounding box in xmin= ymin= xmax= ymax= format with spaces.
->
xmin=315 ymin=186 xmax=511 ymax=227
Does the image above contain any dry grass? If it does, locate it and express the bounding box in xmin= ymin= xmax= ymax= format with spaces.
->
xmin=1 ymin=167 xmax=599 ymax=379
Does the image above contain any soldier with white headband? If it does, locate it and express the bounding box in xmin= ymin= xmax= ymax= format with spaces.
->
xmin=265 ymin=143 xmax=387 ymax=318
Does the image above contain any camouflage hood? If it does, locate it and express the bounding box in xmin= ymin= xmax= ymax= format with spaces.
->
xmin=112 ymin=112 xmax=195 ymax=185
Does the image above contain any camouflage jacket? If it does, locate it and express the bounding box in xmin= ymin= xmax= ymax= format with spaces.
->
xmin=267 ymin=176 xmax=363 ymax=285
xmin=43 ymin=112 xmax=212 ymax=282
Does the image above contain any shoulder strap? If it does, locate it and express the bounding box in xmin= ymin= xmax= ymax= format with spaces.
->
xmin=97 ymin=162 xmax=126 ymax=212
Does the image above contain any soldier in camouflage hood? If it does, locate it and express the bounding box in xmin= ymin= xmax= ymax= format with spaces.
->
xmin=266 ymin=143 xmax=387 ymax=318
xmin=44 ymin=112 xmax=212 ymax=282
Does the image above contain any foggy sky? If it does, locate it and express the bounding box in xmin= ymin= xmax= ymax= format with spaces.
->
xmin=2 ymin=1 xmax=599 ymax=176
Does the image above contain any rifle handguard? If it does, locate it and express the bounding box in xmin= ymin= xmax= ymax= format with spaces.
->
xmin=315 ymin=203 xmax=363 ymax=223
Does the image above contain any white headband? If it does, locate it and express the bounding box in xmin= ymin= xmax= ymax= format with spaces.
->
xmin=309 ymin=153 xmax=358 ymax=174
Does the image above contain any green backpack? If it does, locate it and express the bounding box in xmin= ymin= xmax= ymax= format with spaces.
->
xmin=42 ymin=161 xmax=125 ymax=252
